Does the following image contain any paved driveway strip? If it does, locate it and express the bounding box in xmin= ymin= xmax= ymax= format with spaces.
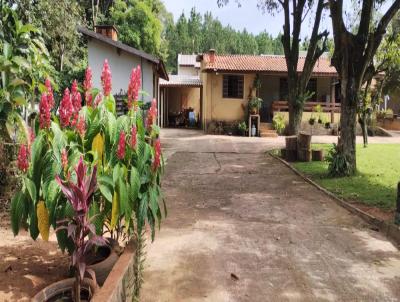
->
xmin=141 ymin=130 xmax=400 ymax=302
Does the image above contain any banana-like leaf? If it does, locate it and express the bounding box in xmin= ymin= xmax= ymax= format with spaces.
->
xmin=10 ymin=190 xmax=27 ymax=235
xmin=24 ymin=177 xmax=37 ymax=204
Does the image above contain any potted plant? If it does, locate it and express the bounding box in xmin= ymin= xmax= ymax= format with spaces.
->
xmin=11 ymin=61 xmax=165 ymax=293
xmin=248 ymin=97 xmax=263 ymax=114
xmin=33 ymin=158 xmax=104 ymax=302
xmin=237 ymin=121 xmax=247 ymax=136
xmin=272 ymin=113 xmax=286 ymax=135
xmin=309 ymin=117 xmax=316 ymax=125
xmin=324 ymin=121 xmax=331 ymax=129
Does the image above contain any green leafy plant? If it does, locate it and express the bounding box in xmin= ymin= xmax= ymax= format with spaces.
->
xmin=272 ymin=113 xmax=286 ymax=135
xmin=248 ymin=97 xmax=263 ymax=113
xmin=309 ymin=117 xmax=316 ymax=125
xmin=326 ymin=143 xmax=352 ymax=177
xmin=237 ymin=121 xmax=247 ymax=136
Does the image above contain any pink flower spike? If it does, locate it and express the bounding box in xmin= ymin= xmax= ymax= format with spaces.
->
xmin=146 ymin=98 xmax=158 ymax=130
xmin=83 ymin=67 xmax=93 ymax=107
xmin=127 ymin=65 xmax=141 ymax=110
xmin=76 ymin=114 xmax=86 ymax=138
xmin=59 ymin=88 xmax=73 ymax=128
xmin=130 ymin=126 xmax=137 ymax=149
xmin=152 ymin=138 xmax=161 ymax=171
xmin=17 ymin=144 xmax=29 ymax=173
xmin=61 ymin=148 xmax=68 ymax=172
xmin=45 ymin=78 xmax=54 ymax=109
xmin=39 ymin=93 xmax=51 ymax=129
xmin=101 ymin=59 xmax=112 ymax=97
xmin=117 ymin=131 xmax=126 ymax=160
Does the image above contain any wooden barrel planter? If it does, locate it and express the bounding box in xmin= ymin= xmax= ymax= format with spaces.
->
xmin=285 ymin=136 xmax=297 ymax=162
xmin=312 ymin=149 xmax=324 ymax=161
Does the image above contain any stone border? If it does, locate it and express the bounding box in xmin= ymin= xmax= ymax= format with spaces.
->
xmin=269 ymin=152 xmax=400 ymax=246
xmin=92 ymin=240 xmax=137 ymax=302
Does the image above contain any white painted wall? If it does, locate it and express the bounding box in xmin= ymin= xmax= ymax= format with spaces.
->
xmin=177 ymin=65 xmax=199 ymax=76
xmin=87 ymin=39 xmax=156 ymax=103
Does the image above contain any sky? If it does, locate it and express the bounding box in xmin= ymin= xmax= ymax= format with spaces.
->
xmin=162 ymin=0 xmax=333 ymax=38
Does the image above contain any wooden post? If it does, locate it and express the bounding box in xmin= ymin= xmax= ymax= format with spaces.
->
xmin=200 ymin=86 xmax=203 ymax=130
xmin=297 ymin=132 xmax=312 ymax=162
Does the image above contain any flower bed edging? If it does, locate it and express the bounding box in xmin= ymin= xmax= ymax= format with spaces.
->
xmin=92 ymin=240 xmax=137 ymax=302
xmin=269 ymin=152 xmax=400 ymax=246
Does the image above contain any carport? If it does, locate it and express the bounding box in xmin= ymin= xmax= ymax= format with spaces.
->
xmin=159 ymin=75 xmax=203 ymax=129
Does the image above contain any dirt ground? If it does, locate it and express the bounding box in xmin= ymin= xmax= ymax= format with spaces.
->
xmin=141 ymin=129 xmax=400 ymax=302
xmin=0 ymin=212 xmax=69 ymax=301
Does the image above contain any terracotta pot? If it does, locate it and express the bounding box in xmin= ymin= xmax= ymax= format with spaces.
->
xmin=86 ymin=239 xmax=120 ymax=286
xmin=32 ymin=278 xmax=97 ymax=302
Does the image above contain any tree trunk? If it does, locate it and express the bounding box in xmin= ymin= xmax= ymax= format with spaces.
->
xmin=338 ymin=77 xmax=358 ymax=175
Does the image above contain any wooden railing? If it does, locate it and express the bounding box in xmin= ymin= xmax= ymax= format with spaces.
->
xmin=272 ymin=101 xmax=341 ymax=113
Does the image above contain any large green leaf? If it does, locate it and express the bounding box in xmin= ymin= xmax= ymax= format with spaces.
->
xmin=129 ymin=167 xmax=140 ymax=204
xmin=118 ymin=178 xmax=130 ymax=218
xmin=29 ymin=202 xmax=39 ymax=240
xmin=99 ymin=183 xmax=113 ymax=203
xmin=24 ymin=177 xmax=37 ymax=204
xmin=10 ymin=191 xmax=27 ymax=235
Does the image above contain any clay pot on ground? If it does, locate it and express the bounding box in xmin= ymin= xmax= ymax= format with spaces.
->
xmin=85 ymin=239 xmax=120 ymax=286
xmin=32 ymin=278 xmax=97 ymax=302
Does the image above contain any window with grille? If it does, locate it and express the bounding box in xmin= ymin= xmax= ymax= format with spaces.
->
xmin=223 ymin=75 xmax=244 ymax=99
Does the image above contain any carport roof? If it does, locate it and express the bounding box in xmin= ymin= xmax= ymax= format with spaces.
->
xmin=160 ymin=75 xmax=202 ymax=87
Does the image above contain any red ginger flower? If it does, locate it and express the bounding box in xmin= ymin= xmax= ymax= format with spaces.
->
xmin=61 ymin=148 xmax=68 ymax=172
xmin=71 ymin=80 xmax=82 ymax=126
xmin=152 ymin=138 xmax=161 ymax=171
xmin=101 ymin=59 xmax=112 ymax=97
xmin=117 ymin=131 xmax=126 ymax=160
xmin=127 ymin=65 xmax=141 ymax=110
xmin=146 ymin=98 xmax=158 ymax=130
xmin=45 ymin=78 xmax=54 ymax=109
xmin=17 ymin=144 xmax=29 ymax=173
xmin=39 ymin=93 xmax=51 ymax=129
xmin=83 ymin=67 xmax=93 ymax=107
xmin=130 ymin=126 xmax=137 ymax=149
xmin=29 ymin=127 xmax=35 ymax=146
xmin=76 ymin=114 xmax=86 ymax=138
xmin=59 ymin=88 xmax=74 ymax=128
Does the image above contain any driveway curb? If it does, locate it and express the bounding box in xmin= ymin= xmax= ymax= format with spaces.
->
xmin=269 ymin=152 xmax=400 ymax=246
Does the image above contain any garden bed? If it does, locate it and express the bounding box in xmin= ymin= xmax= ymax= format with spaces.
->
xmin=292 ymin=144 xmax=400 ymax=220
xmin=0 ymin=212 xmax=69 ymax=301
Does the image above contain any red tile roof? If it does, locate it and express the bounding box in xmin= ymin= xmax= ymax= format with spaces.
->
xmin=201 ymin=54 xmax=337 ymax=76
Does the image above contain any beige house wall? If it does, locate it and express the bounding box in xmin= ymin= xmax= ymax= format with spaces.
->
xmin=203 ymin=73 xmax=256 ymax=127
xmin=202 ymin=71 xmax=335 ymax=128
xmin=167 ymin=87 xmax=201 ymax=118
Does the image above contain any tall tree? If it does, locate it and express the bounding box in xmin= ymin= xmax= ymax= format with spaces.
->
xmin=329 ymin=0 xmax=400 ymax=174
xmin=218 ymin=0 xmax=329 ymax=135
xmin=109 ymin=0 xmax=164 ymax=58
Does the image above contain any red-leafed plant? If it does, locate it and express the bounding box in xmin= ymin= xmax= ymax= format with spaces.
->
xmin=56 ymin=157 xmax=107 ymax=302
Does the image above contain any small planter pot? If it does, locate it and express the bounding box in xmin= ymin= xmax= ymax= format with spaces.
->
xmin=32 ymin=278 xmax=97 ymax=302
xmin=86 ymin=239 xmax=120 ymax=286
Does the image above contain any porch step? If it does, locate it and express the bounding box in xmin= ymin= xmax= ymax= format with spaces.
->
xmin=260 ymin=129 xmax=278 ymax=138
xmin=260 ymin=123 xmax=274 ymax=131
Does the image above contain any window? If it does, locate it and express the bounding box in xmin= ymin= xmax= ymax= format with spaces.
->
xmin=279 ymin=78 xmax=288 ymax=101
xmin=280 ymin=78 xmax=318 ymax=102
xmin=223 ymin=75 xmax=244 ymax=99
xmin=306 ymin=79 xmax=317 ymax=102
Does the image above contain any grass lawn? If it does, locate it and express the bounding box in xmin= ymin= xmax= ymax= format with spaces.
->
xmin=293 ymin=144 xmax=400 ymax=210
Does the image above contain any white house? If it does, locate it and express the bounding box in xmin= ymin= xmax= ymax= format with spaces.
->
xmin=78 ymin=25 xmax=168 ymax=105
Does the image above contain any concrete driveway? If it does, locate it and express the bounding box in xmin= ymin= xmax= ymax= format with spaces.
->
xmin=141 ymin=129 xmax=400 ymax=302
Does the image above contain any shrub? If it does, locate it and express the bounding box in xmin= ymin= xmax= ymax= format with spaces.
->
xmin=272 ymin=113 xmax=286 ymax=135
xmin=237 ymin=121 xmax=247 ymax=136
xmin=326 ymin=144 xmax=352 ymax=177
xmin=10 ymin=60 xmax=165 ymax=254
